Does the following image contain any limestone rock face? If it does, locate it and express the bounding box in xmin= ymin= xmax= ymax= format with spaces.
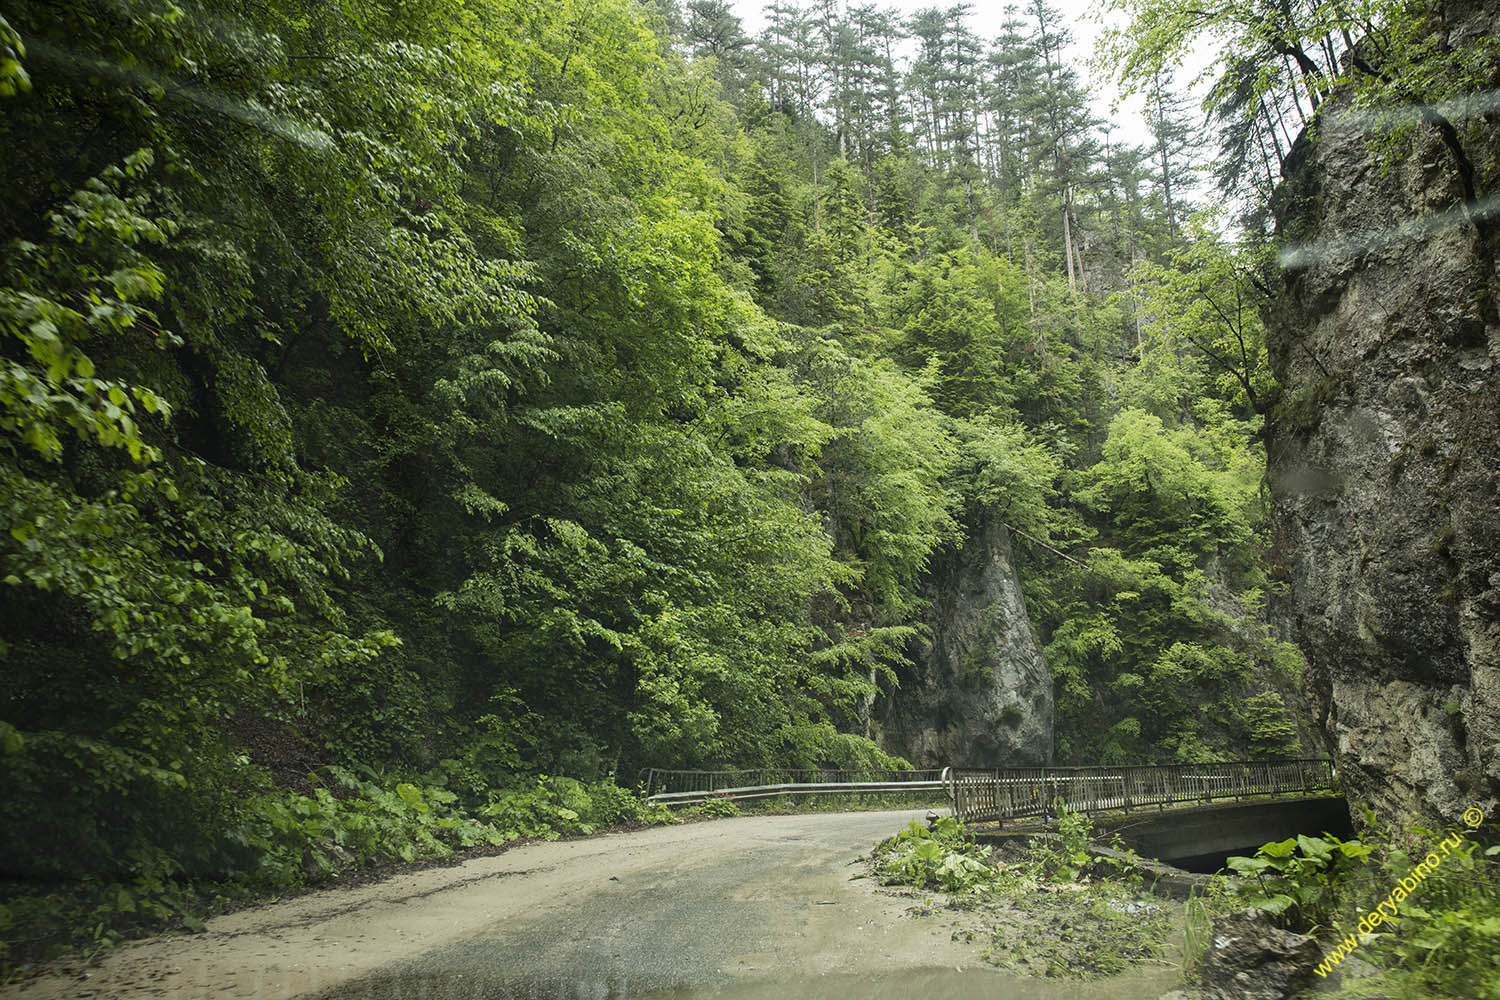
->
xmin=879 ymin=523 xmax=1052 ymax=767
xmin=1264 ymin=0 xmax=1500 ymax=828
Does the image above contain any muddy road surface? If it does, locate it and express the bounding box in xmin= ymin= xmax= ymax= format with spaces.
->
xmin=5 ymin=809 xmax=1180 ymax=1000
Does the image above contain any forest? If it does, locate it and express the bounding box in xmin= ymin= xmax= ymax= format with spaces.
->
xmin=0 ymin=0 xmax=1491 ymax=971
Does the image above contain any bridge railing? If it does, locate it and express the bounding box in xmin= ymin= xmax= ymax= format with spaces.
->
xmin=945 ymin=758 xmax=1336 ymax=826
xmin=642 ymin=767 xmax=947 ymax=806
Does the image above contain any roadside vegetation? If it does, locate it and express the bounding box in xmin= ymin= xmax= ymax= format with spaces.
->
xmin=0 ymin=772 xmax=675 ymax=978
xmin=1182 ymin=815 xmax=1500 ymax=998
xmin=867 ymin=808 xmax=1174 ymax=979
xmin=869 ymin=807 xmax=1500 ymax=996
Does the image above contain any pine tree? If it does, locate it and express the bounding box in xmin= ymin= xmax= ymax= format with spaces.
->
xmin=1144 ymin=69 xmax=1202 ymax=239
xmin=686 ymin=0 xmax=751 ymax=95
xmin=983 ymin=9 xmax=1041 ymax=258
xmin=1025 ymin=0 xmax=1097 ymax=290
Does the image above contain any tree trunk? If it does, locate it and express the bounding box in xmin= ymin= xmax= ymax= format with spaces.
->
xmin=1061 ymin=186 xmax=1076 ymax=290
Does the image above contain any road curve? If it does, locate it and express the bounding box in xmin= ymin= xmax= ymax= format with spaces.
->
xmin=6 ymin=809 xmax=1178 ymax=1000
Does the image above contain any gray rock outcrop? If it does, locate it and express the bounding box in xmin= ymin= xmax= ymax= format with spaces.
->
xmin=1195 ymin=909 xmax=1322 ymax=1000
xmin=1264 ymin=0 xmax=1500 ymax=829
xmin=879 ymin=523 xmax=1052 ymax=767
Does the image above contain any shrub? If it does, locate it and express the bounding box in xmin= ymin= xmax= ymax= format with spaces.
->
xmin=872 ymin=817 xmax=998 ymax=895
xmin=681 ymin=796 xmax=741 ymax=819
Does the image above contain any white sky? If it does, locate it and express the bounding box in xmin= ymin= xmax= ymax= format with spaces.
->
xmin=727 ymin=0 xmax=1217 ymax=154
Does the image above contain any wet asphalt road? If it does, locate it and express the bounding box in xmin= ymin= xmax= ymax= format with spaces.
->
xmin=313 ymin=810 xmax=1179 ymax=1000
xmin=316 ymin=809 xmax=967 ymax=999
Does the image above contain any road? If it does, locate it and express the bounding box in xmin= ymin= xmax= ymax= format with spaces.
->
xmin=6 ymin=809 xmax=1179 ymax=1000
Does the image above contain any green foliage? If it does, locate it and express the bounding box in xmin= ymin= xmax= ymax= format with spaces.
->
xmin=477 ymin=775 xmax=667 ymax=840
xmin=681 ymin=796 xmax=742 ymax=819
xmin=1 ymin=770 xmax=669 ymax=973
xmin=791 ymin=332 xmax=958 ymax=620
xmin=1242 ymin=690 xmax=1299 ymax=759
xmin=1227 ymin=832 xmax=1374 ymax=930
xmin=1181 ymin=876 xmax=1241 ymax=978
xmin=1026 ymin=802 xmax=1104 ymax=883
xmin=870 ymin=813 xmax=1171 ymax=980
xmin=243 ymin=768 xmax=508 ymax=880
xmin=0 ymin=150 xmax=175 ymax=464
xmin=1101 ymin=0 xmax=1380 ymax=214
xmin=1341 ymin=3 xmax=1500 ymax=181
xmin=0 ymin=0 xmax=898 ymax=967
xmin=889 ymin=251 xmax=1031 ymax=419
xmin=871 ymin=817 xmax=1000 ymax=896
xmin=1122 ymin=219 xmax=1272 ymax=420
xmin=950 ymin=418 xmax=1065 ymax=539
xmin=1080 ymin=409 xmax=1257 ymax=561
xmin=1215 ymin=823 xmax=1500 ymax=999
xmin=0 ymin=14 xmax=28 ymax=97
xmin=1327 ymin=825 xmax=1500 ymax=999
xmin=1043 ymin=394 xmax=1293 ymax=762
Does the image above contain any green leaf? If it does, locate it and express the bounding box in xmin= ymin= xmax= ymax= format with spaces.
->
xmin=912 ymin=840 xmax=942 ymax=862
xmin=1227 ymin=855 xmax=1270 ymax=876
xmin=1246 ymin=893 xmax=1296 ymax=916
xmin=1296 ymin=834 xmax=1332 ymax=859
xmin=1336 ymin=840 xmax=1375 ymax=860
xmin=1411 ymin=930 xmax=1449 ymax=950
xmin=395 ymin=782 xmax=429 ymax=813
xmin=1260 ymin=838 xmax=1298 ymax=859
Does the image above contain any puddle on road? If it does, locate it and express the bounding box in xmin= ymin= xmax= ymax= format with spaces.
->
xmin=319 ymin=966 xmax=1178 ymax=1000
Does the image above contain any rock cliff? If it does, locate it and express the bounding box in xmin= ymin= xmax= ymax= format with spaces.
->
xmin=879 ymin=523 xmax=1052 ymax=767
xmin=1265 ymin=0 xmax=1500 ymax=829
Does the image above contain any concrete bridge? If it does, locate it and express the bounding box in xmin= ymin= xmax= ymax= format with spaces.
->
xmin=945 ymin=758 xmax=1346 ymax=867
xmin=644 ymin=758 xmax=1346 ymax=871
xmin=1097 ymin=794 xmax=1354 ymax=869
xmin=944 ymin=757 xmax=1336 ymax=824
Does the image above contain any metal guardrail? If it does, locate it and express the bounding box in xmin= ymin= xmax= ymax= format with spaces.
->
xmin=944 ymin=758 xmax=1337 ymax=826
xmin=642 ymin=768 xmax=947 ymax=807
